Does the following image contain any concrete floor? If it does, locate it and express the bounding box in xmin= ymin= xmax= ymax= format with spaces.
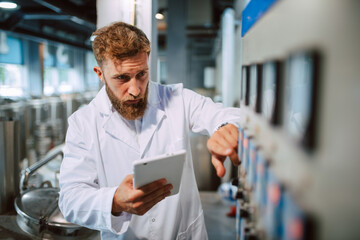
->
xmin=200 ymin=191 xmax=237 ymax=240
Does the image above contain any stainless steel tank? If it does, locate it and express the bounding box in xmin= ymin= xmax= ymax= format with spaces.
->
xmin=34 ymin=122 xmax=53 ymax=159
xmin=0 ymin=117 xmax=20 ymax=214
xmin=15 ymin=144 xmax=99 ymax=239
xmin=0 ymin=102 xmax=27 ymax=162
xmin=48 ymin=97 xmax=66 ymax=146
xmin=27 ymin=99 xmax=54 ymax=160
xmin=27 ymin=99 xmax=50 ymax=138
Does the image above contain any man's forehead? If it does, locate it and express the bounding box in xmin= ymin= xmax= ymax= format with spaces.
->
xmin=111 ymin=54 xmax=148 ymax=65
xmin=103 ymin=58 xmax=144 ymax=67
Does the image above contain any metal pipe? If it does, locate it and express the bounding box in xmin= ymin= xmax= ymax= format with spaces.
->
xmin=19 ymin=143 xmax=64 ymax=193
xmin=0 ymin=118 xmax=20 ymax=214
xmin=221 ymin=8 xmax=235 ymax=108
xmin=220 ymin=8 xmax=235 ymax=182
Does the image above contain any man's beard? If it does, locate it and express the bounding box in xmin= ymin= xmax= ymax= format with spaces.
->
xmin=105 ymin=82 xmax=149 ymax=120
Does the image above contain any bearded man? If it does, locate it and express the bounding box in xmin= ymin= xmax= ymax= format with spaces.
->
xmin=59 ymin=22 xmax=243 ymax=240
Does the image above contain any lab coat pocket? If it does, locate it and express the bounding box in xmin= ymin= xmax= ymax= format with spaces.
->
xmin=176 ymin=210 xmax=208 ymax=240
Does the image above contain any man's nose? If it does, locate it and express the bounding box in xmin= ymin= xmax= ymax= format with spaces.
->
xmin=128 ymin=79 xmax=140 ymax=97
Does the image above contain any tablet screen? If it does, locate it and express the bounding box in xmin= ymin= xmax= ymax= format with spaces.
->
xmin=133 ymin=150 xmax=186 ymax=196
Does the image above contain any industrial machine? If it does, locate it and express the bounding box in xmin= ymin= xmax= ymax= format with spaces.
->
xmin=230 ymin=0 xmax=360 ymax=239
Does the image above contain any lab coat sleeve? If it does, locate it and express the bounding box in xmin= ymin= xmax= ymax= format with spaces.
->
xmin=59 ymin=112 xmax=131 ymax=235
xmin=182 ymin=88 xmax=244 ymax=135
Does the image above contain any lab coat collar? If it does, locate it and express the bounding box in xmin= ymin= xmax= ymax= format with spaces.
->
xmin=93 ymin=86 xmax=113 ymax=117
xmin=95 ymin=81 xmax=165 ymax=155
xmin=139 ymin=100 xmax=165 ymax=157
xmin=139 ymin=81 xmax=166 ymax=157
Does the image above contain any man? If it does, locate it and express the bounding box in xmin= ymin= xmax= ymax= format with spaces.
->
xmin=59 ymin=22 xmax=243 ymax=239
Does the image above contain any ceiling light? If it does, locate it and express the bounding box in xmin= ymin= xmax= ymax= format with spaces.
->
xmin=155 ymin=13 xmax=164 ymax=20
xmin=90 ymin=35 xmax=97 ymax=41
xmin=0 ymin=1 xmax=18 ymax=9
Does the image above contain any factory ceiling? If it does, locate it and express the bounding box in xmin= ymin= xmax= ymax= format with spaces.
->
xmin=0 ymin=0 xmax=96 ymax=49
xmin=0 ymin=0 xmax=234 ymax=51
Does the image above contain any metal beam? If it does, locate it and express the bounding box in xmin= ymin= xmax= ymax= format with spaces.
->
xmin=32 ymin=0 xmax=96 ymax=29
xmin=23 ymin=13 xmax=95 ymax=29
xmin=12 ymin=26 xmax=92 ymax=50
xmin=23 ymin=14 xmax=74 ymax=21
xmin=1 ymin=11 xmax=23 ymax=31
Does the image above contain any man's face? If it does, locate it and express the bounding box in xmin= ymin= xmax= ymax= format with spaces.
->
xmin=94 ymin=52 xmax=149 ymax=120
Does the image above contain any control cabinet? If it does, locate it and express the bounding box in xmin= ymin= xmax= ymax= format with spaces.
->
xmin=233 ymin=0 xmax=360 ymax=239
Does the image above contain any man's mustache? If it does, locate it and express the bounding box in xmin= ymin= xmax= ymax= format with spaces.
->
xmin=123 ymin=95 xmax=145 ymax=101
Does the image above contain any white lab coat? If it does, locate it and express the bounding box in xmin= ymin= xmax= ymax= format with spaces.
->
xmin=59 ymin=81 xmax=243 ymax=239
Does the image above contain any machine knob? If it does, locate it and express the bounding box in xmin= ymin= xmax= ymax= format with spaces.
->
xmin=235 ymin=189 xmax=249 ymax=202
xmin=245 ymin=233 xmax=259 ymax=240
xmin=231 ymin=177 xmax=239 ymax=187
xmin=239 ymin=207 xmax=250 ymax=219
xmin=243 ymin=225 xmax=259 ymax=240
xmin=236 ymin=189 xmax=244 ymax=199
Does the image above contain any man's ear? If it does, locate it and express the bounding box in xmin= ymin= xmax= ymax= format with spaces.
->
xmin=94 ymin=66 xmax=104 ymax=82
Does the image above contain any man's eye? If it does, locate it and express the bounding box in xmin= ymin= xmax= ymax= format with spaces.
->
xmin=137 ymin=71 xmax=146 ymax=78
xmin=117 ymin=75 xmax=130 ymax=81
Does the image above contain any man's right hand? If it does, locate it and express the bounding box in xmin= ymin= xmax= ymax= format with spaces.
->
xmin=112 ymin=174 xmax=173 ymax=216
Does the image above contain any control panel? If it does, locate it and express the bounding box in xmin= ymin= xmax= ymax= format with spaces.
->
xmin=233 ymin=0 xmax=360 ymax=239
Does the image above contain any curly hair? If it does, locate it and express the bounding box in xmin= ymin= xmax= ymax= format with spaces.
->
xmin=91 ymin=22 xmax=151 ymax=66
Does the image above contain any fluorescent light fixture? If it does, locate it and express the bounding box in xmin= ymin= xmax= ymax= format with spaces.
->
xmin=0 ymin=1 xmax=18 ymax=9
xmin=155 ymin=13 xmax=164 ymax=20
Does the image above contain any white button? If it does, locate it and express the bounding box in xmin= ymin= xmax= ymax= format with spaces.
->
xmin=152 ymin=218 xmax=155 ymax=222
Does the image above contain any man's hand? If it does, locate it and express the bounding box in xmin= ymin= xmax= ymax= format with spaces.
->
xmin=207 ymin=123 xmax=240 ymax=178
xmin=112 ymin=174 xmax=173 ymax=216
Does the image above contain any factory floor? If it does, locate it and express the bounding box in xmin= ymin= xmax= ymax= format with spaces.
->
xmin=200 ymin=191 xmax=237 ymax=240
xmin=0 ymin=191 xmax=236 ymax=240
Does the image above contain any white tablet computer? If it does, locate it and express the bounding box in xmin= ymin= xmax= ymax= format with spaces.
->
xmin=133 ymin=149 xmax=186 ymax=196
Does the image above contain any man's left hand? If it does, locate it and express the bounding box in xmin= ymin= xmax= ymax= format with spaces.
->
xmin=207 ymin=123 xmax=240 ymax=178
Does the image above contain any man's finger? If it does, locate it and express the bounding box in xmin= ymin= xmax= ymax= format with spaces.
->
xmin=134 ymin=186 xmax=172 ymax=215
xmin=208 ymin=131 xmax=238 ymax=157
xmin=138 ymin=178 xmax=167 ymax=192
xmin=225 ymin=124 xmax=239 ymax=141
xmin=124 ymin=174 xmax=134 ymax=183
xmin=218 ymin=125 xmax=238 ymax=147
xmin=213 ymin=132 xmax=238 ymax=153
xmin=131 ymin=178 xmax=167 ymax=201
xmin=136 ymin=192 xmax=169 ymax=215
xmin=208 ymin=138 xmax=239 ymax=163
xmin=211 ymin=155 xmax=226 ymax=178
xmin=207 ymin=138 xmax=231 ymax=156
xmin=140 ymin=183 xmax=173 ymax=203
xmin=227 ymin=148 xmax=240 ymax=166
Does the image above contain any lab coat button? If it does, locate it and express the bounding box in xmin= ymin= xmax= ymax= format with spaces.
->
xmin=152 ymin=218 xmax=155 ymax=222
